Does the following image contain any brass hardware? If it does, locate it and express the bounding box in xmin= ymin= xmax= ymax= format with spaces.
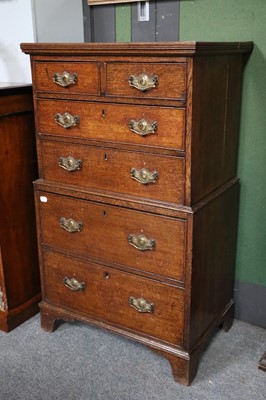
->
xmin=53 ymin=71 xmax=78 ymax=87
xmin=128 ymin=73 xmax=158 ymax=92
xmin=129 ymin=119 xmax=157 ymax=137
xmin=58 ymin=156 xmax=82 ymax=172
xmin=129 ymin=296 xmax=154 ymax=313
xmin=131 ymin=167 xmax=158 ymax=185
xmin=128 ymin=234 xmax=156 ymax=251
xmin=63 ymin=277 xmax=85 ymax=291
xmin=60 ymin=217 xmax=83 ymax=233
xmin=55 ymin=112 xmax=80 ymax=129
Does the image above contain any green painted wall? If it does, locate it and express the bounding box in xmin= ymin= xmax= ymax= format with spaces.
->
xmin=179 ymin=0 xmax=266 ymax=286
xmin=116 ymin=4 xmax=131 ymax=42
xmin=115 ymin=4 xmax=131 ymax=42
xmin=114 ymin=1 xmax=266 ymax=287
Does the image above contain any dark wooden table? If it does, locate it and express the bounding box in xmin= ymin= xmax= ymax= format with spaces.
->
xmin=0 ymin=83 xmax=40 ymax=332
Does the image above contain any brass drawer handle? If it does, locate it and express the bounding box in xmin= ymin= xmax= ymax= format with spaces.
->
xmin=128 ymin=234 xmax=156 ymax=251
xmin=129 ymin=119 xmax=157 ymax=137
xmin=129 ymin=296 xmax=154 ymax=313
xmin=131 ymin=167 xmax=158 ymax=185
xmin=60 ymin=217 xmax=83 ymax=233
xmin=55 ymin=112 xmax=80 ymax=129
xmin=53 ymin=71 xmax=78 ymax=87
xmin=63 ymin=277 xmax=85 ymax=291
xmin=128 ymin=73 xmax=158 ymax=92
xmin=58 ymin=156 xmax=82 ymax=172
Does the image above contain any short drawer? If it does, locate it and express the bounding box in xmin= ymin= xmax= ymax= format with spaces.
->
xmin=37 ymin=99 xmax=185 ymax=151
xmin=37 ymin=192 xmax=186 ymax=282
xmin=33 ymin=62 xmax=100 ymax=95
xmin=43 ymin=250 xmax=184 ymax=345
xmin=40 ymin=140 xmax=185 ymax=204
xmin=106 ymin=62 xmax=186 ymax=101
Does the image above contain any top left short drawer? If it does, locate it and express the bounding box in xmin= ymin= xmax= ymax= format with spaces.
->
xmin=33 ymin=62 xmax=100 ymax=95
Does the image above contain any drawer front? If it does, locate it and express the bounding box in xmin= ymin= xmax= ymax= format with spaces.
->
xmin=106 ymin=62 xmax=186 ymax=100
xmin=34 ymin=62 xmax=100 ymax=95
xmin=43 ymin=250 xmax=184 ymax=345
xmin=41 ymin=141 xmax=185 ymax=204
xmin=37 ymin=192 xmax=186 ymax=282
xmin=37 ymin=99 xmax=185 ymax=151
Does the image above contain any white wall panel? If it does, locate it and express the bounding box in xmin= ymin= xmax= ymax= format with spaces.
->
xmin=0 ymin=0 xmax=35 ymax=83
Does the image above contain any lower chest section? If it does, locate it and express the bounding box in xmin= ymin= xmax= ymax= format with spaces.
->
xmin=36 ymin=188 xmax=188 ymax=347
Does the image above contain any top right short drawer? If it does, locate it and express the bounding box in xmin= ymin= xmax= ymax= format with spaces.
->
xmin=106 ymin=62 xmax=186 ymax=101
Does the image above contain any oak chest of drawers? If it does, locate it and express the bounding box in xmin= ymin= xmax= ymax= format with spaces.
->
xmin=21 ymin=42 xmax=253 ymax=385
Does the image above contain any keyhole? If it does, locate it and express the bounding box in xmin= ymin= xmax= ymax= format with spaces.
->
xmin=104 ymin=272 xmax=110 ymax=279
xmin=102 ymin=109 xmax=106 ymax=117
xmin=104 ymin=154 xmax=108 ymax=161
xmin=103 ymin=210 xmax=107 ymax=216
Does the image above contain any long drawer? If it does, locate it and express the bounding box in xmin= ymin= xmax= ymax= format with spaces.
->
xmin=40 ymin=140 xmax=185 ymax=204
xmin=43 ymin=250 xmax=185 ymax=345
xmin=37 ymin=99 xmax=185 ymax=151
xmin=37 ymin=191 xmax=186 ymax=282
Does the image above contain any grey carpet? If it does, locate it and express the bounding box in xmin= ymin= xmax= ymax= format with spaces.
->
xmin=0 ymin=315 xmax=265 ymax=400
